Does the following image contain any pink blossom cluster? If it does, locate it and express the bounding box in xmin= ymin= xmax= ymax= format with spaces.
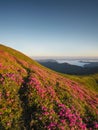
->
xmin=47 ymin=86 xmax=56 ymax=99
xmin=28 ymin=77 xmax=58 ymax=101
xmin=41 ymin=106 xmax=58 ymax=129
xmin=64 ymin=79 xmax=98 ymax=111
xmin=41 ymin=106 xmax=55 ymax=117
xmin=0 ymin=73 xmax=23 ymax=85
xmin=57 ymin=103 xmax=87 ymax=130
xmin=94 ymin=122 xmax=98 ymax=129
xmin=6 ymin=73 xmax=16 ymax=81
xmin=40 ymin=104 xmax=87 ymax=130
xmin=45 ymin=122 xmax=57 ymax=130
xmin=28 ymin=77 xmax=47 ymax=98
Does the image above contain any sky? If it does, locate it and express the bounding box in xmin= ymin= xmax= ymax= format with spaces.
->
xmin=0 ymin=0 xmax=98 ymax=57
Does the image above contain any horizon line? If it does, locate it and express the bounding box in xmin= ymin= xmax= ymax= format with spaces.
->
xmin=32 ymin=56 xmax=98 ymax=59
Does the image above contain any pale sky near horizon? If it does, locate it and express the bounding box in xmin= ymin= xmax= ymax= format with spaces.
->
xmin=0 ymin=0 xmax=98 ymax=57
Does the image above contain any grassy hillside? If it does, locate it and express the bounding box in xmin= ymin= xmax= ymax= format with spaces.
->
xmin=0 ymin=44 xmax=98 ymax=130
xmin=62 ymin=74 xmax=98 ymax=92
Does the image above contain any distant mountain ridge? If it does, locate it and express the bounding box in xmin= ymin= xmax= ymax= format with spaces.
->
xmin=37 ymin=60 xmax=98 ymax=75
xmin=0 ymin=44 xmax=98 ymax=129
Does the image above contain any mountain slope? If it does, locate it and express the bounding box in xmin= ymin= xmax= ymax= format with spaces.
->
xmin=0 ymin=44 xmax=98 ymax=130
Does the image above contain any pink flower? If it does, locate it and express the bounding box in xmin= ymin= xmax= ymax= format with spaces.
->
xmin=61 ymin=119 xmax=65 ymax=124
xmin=94 ymin=122 xmax=98 ymax=128
xmin=0 ymin=112 xmax=2 ymax=115
xmin=44 ymin=112 xmax=49 ymax=116
xmin=7 ymin=122 xmax=11 ymax=126
xmin=39 ymin=117 xmax=42 ymax=120
xmin=6 ymin=92 xmax=10 ymax=97
xmin=42 ymin=106 xmax=47 ymax=111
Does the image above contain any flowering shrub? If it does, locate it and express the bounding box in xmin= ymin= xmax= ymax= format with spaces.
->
xmin=0 ymin=45 xmax=98 ymax=129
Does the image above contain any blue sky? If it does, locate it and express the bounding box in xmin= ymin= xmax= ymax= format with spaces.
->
xmin=0 ymin=0 xmax=98 ymax=57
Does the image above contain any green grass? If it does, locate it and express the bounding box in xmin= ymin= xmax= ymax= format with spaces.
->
xmin=0 ymin=44 xmax=98 ymax=130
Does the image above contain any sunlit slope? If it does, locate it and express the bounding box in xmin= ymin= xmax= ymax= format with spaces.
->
xmin=0 ymin=44 xmax=98 ymax=130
